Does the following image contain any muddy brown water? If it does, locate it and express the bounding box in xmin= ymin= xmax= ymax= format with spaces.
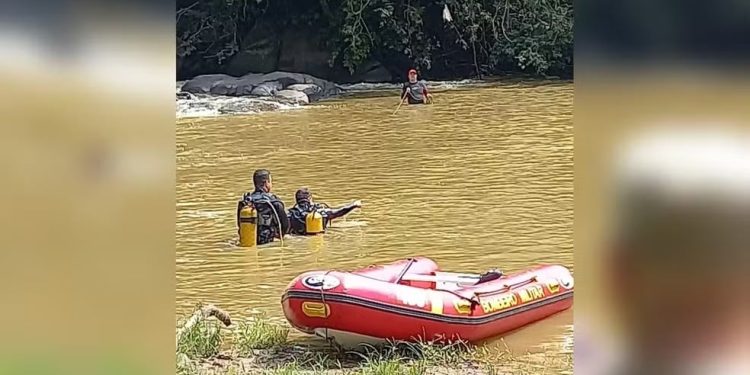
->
xmin=176 ymin=81 xmax=573 ymax=358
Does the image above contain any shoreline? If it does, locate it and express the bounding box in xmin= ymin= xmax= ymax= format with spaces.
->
xmin=176 ymin=304 xmax=572 ymax=375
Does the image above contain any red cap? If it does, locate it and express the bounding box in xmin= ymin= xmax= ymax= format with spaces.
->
xmin=408 ymin=69 xmax=417 ymax=75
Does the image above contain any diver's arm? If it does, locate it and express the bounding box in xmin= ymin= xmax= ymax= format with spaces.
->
xmin=323 ymin=200 xmax=361 ymax=220
xmin=272 ymin=200 xmax=290 ymax=235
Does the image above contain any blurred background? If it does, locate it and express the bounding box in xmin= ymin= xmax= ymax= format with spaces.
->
xmin=575 ymin=0 xmax=749 ymax=374
xmin=0 ymin=1 xmax=174 ymax=374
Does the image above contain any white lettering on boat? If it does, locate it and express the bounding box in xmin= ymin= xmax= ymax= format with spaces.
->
xmin=395 ymin=288 xmax=427 ymax=308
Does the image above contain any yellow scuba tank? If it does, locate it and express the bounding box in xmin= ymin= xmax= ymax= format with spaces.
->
xmin=305 ymin=210 xmax=324 ymax=234
xmin=238 ymin=204 xmax=257 ymax=247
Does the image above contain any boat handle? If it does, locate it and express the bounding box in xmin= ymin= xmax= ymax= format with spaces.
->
xmin=393 ymin=258 xmax=416 ymax=284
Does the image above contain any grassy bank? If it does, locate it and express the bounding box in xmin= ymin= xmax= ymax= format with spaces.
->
xmin=176 ymin=306 xmax=571 ymax=375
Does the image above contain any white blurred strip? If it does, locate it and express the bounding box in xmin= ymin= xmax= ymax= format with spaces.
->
xmin=0 ymin=25 xmax=171 ymax=100
xmin=0 ymin=27 xmax=51 ymax=73
xmin=77 ymin=35 xmax=173 ymax=99
xmin=616 ymin=123 xmax=750 ymax=202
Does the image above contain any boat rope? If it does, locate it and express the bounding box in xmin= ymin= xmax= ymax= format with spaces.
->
xmin=319 ymin=270 xmax=333 ymax=345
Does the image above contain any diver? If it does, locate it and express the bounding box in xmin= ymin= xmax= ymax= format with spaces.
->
xmin=400 ymin=68 xmax=433 ymax=104
xmin=236 ymin=169 xmax=290 ymax=245
xmin=287 ymin=187 xmax=361 ymax=235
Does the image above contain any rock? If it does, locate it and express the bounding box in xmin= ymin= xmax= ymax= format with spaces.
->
xmin=275 ymin=89 xmax=309 ymax=104
xmin=259 ymin=71 xmax=308 ymax=86
xmin=232 ymin=73 xmax=262 ymax=96
xmin=181 ymin=74 xmax=235 ymax=94
xmin=181 ymin=71 xmax=340 ymax=102
xmin=250 ymin=81 xmax=283 ymax=97
xmin=209 ymin=80 xmax=239 ymax=96
xmin=176 ymin=91 xmax=193 ymax=100
xmin=286 ymin=84 xmax=323 ymax=100
xmin=253 ymin=72 xmax=341 ymax=99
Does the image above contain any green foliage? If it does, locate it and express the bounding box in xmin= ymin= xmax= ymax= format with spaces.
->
xmin=176 ymin=0 xmax=573 ymax=78
xmin=234 ymin=316 xmax=289 ymax=354
xmin=176 ymin=319 xmax=224 ymax=359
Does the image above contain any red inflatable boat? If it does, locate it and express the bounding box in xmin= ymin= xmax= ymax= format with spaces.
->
xmin=281 ymin=258 xmax=573 ymax=345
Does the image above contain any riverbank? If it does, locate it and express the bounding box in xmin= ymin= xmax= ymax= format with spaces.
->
xmin=176 ymin=305 xmax=572 ymax=375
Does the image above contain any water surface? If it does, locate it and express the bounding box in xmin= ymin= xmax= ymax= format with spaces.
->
xmin=176 ymin=80 xmax=573 ymax=356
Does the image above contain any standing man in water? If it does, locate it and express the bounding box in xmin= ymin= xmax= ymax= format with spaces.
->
xmin=400 ymin=68 xmax=432 ymax=105
xmin=236 ymin=169 xmax=289 ymax=245
xmin=287 ymin=187 xmax=361 ymax=235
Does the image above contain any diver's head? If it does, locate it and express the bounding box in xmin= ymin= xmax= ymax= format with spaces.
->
xmin=295 ymin=187 xmax=313 ymax=205
xmin=253 ymin=169 xmax=272 ymax=192
xmin=408 ymin=69 xmax=417 ymax=83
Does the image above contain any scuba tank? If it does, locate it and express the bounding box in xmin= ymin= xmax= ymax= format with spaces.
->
xmin=238 ymin=203 xmax=257 ymax=247
xmin=305 ymin=210 xmax=324 ymax=234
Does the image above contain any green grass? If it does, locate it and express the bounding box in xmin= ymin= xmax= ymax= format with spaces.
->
xmin=175 ymin=311 xmax=572 ymax=374
xmin=296 ymin=351 xmax=342 ymax=371
xmin=399 ymin=339 xmax=471 ymax=366
xmin=177 ymin=319 xmax=224 ymax=359
xmin=348 ymin=342 xmax=432 ymax=375
xmin=234 ymin=316 xmax=289 ymax=354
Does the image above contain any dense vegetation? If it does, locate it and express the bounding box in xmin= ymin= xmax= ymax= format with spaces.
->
xmin=177 ymin=0 xmax=572 ymax=81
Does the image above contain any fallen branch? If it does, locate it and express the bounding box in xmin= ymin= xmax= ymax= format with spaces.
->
xmin=176 ymin=304 xmax=232 ymax=346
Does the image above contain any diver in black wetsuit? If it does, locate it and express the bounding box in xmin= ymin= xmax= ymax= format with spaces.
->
xmin=287 ymin=187 xmax=361 ymax=235
xmin=236 ymin=169 xmax=290 ymax=245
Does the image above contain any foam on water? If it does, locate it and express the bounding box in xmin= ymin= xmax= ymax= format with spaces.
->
xmin=339 ymin=79 xmax=478 ymax=91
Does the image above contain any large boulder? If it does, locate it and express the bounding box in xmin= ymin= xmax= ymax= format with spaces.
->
xmin=235 ymin=73 xmax=264 ymax=95
xmin=180 ymin=71 xmax=342 ymax=102
xmin=251 ymin=72 xmax=341 ymax=99
xmin=250 ymin=81 xmax=283 ymax=97
xmin=181 ymin=74 xmax=235 ymax=94
xmin=287 ymin=84 xmax=323 ymax=101
xmin=275 ymin=90 xmax=309 ymax=104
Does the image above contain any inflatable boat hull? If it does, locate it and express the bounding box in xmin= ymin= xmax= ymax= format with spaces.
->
xmin=281 ymin=257 xmax=573 ymax=344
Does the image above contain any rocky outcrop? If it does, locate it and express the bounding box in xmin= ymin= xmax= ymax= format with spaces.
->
xmin=286 ymin=84 xmax=322 ymax=101
xmin=180 ymin=74 xmax=235 ymax=94
xmin=274 ymin=89 xmax=309 ymax=104
xmin=250 ymin=81 xmax=283 ymax=97
xmin=179 ymin=71 xmax=343 ymax=104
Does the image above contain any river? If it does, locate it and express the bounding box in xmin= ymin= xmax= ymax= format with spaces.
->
xmin=176 ymin=79 xmax=573 ymax=360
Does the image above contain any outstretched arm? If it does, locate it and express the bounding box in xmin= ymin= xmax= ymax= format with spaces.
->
xmin=322 ymin=200 xmax=361 ymax=221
